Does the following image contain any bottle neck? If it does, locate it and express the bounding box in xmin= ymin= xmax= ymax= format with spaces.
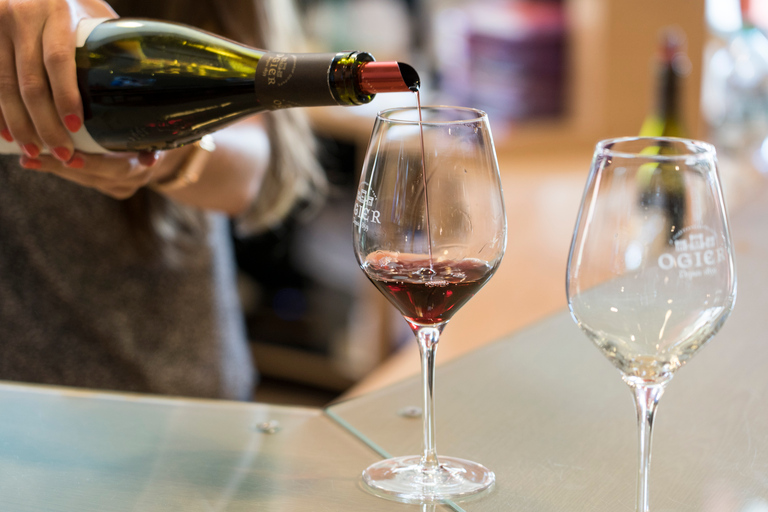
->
xmin=656 ymin=63 xmax=681 ymax=124
xmin=329 ymin=52 xmax=420 ymax=105
xmin=639 ymin=28 xmax=688 ymax=138
xmin=329 ymin=51 xmax=377 ymax=105
xmin=645 ymin=33 xmax=687 ymax=138
xmin=253 ymin=51 xmax=420 ymax=109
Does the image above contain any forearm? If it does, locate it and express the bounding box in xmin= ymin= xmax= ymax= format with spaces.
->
xmin=152 ymin=119 xmax=271 ymax=216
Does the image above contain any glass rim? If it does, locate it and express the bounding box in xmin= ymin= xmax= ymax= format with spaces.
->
xmin=376 ymin=105 xmax=488 ymax=125
xmin=596 ymin=136 xmax=716 ymax=160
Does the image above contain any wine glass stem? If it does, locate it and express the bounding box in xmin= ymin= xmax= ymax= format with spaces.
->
xmin=632 ymin=384 xmax=666 ymax=512
xmin=417 ymin=326 xmax=441 ymax=472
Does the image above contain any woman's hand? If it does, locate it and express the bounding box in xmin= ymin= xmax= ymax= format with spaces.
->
xmin=0 ymin=0 xmax=117 ymax=160
xmin=1 ymin=1 xmax=272 ymax=212
xmin=18 ymin=149 xmax=196 ymax=200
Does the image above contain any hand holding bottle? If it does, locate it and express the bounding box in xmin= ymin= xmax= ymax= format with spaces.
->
xmin=0 ymin=0 xmax=116 ymax=161
xmin=0 ymin=2 xmax=418 ymax=209
xmin=19 ymin=149 xmax=170 ymax=199
xmin=0 ymin=0 xmax=233 ymax=205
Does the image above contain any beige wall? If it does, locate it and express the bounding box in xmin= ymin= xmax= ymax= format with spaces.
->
xmin=588 ymin=0 xmax=705 ymax=139
xmin=497 ymin=0 xmax=706 ymax=154
xmin=308 ymin=0 xmax=709 ymax=156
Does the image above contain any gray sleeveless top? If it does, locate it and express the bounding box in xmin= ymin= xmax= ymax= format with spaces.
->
xmin=0 ymin=157 xmax=255 ymax=400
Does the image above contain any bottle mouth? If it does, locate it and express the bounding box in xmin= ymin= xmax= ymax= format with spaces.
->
xmin=358 ymin=61 xmax=420 ymax=94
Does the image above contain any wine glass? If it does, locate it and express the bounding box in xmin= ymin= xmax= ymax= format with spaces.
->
xmin=352 ymin=106 xmax=507 ymax=502
xmin=566 ymin=137 xmax=737 ymax=511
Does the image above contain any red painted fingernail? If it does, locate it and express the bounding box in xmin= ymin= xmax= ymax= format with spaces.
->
xmin=20 ymin=158 xmax=42 ymax=169
xmin=64 ymin=114 xmax=82 ymax=133
xmin=139 ymin=151 xmax=159 ymax=167
xmin=65 ymin=156 xmax=84 ymax=169
xmin=22 ymin=144 xmax=40 ymax=158
xmin=0 ymin=129 xmax=12 ymax=142
xmin=52 ymin=147 xmax=72 ymax=162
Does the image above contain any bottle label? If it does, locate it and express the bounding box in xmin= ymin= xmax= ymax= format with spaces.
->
xmin=0 ymin=18 xmax=113 ymax=156
xmin=0 ymin=138 xmax=21 ymax=155
xmin=76 ymin=18 xmax=112 ymax=47
xmin=71 ymin=18 xmax=113 ymax=154
xmin=254 ymin=52 xmax=340 ymax=108
xmin=0 ymin=125 xmax=108 ymax=155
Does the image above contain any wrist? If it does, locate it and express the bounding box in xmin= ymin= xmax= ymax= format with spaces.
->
xmin=150 ymin=135 xmax=216 ymax=193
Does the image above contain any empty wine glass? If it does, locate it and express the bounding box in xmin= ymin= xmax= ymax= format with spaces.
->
xmin=566 ymin=137 xmax=737 ymax=511
xmin=352 ymin=106 xmax=507 ymax=502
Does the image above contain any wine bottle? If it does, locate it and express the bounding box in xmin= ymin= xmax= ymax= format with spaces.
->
xmin=640 ymin=28 xmax=687 ymax=138
xmin=638 ymin=28 xmax=689 ymax=236
xmin=0 ymin=18 xmax=420 ymax=154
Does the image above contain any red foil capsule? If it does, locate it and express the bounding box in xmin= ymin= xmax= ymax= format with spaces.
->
xmin=358 ymin=61 xmax=420 ymax=94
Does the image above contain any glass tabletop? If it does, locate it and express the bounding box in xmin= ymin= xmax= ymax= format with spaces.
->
xmin=3 ymin=190 xmax=768 ymax=512
xmin=326 ymin=187 xmax=768 ymax=511
xmin=0 ymin=382 xmax=454 ymax=511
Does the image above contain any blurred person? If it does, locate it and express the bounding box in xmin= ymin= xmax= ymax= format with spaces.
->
xmin=0 ymin=0 xmax=326 ymax=400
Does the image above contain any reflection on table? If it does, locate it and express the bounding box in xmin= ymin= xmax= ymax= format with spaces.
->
xmin=0 ymin=382 xmax=452 ymax=511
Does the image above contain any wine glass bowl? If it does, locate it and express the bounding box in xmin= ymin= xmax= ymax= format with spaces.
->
xmin=353 ymin=106 xmax=506 ymax=502
xmin=566 ymin=137 xmax=736 ymax=511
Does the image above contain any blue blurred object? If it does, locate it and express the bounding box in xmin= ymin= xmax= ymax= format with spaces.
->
xmin=702 ymin=0 xmax=768 ymax=175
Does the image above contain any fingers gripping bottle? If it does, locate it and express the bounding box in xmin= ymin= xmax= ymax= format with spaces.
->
xmin=0 ymin=18 xmax=419 ymax=154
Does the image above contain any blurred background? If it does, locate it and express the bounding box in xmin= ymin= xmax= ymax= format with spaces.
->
xmin=235 ymin=0 xmax=768 ymax=405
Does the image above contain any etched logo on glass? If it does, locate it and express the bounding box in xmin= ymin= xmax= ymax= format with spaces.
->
xmin=657 ymin=227 xmax=727 ymax=279
xmin=353 ymin=183 xmax=381 ymax=231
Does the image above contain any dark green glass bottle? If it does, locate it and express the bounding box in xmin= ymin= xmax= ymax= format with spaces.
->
xmin=0 ymin=18 xmax=419 ymax=154
xmin=638 ymin=29 xmax=688 ymax=235
xmin=639 ymin=29 xmax=687 ymax=139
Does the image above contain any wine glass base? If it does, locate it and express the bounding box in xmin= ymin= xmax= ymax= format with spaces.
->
xmin=362 ymin=455 xmax=495 ymax=503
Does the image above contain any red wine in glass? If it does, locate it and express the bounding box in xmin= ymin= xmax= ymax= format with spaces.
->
xmin=362 ymin=251 xmax=494 ymax=328
xmin=353 ymin=106 xmax=505 ymax=502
